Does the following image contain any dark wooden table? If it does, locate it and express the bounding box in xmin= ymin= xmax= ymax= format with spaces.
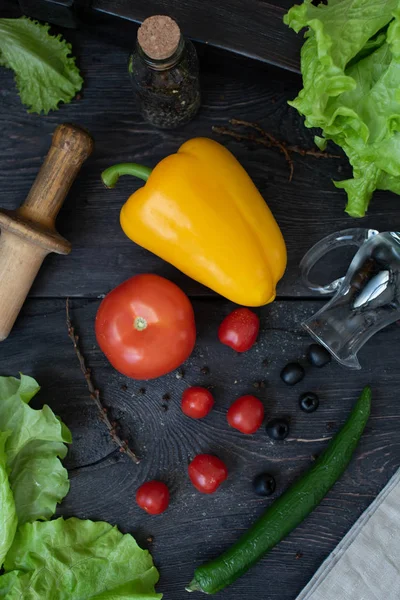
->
xmin=0 ymin=3 xmax=399 ymax=599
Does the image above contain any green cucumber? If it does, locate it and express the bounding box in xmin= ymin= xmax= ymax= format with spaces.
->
xmin=187 ymin=386 xmax=371 ymax=594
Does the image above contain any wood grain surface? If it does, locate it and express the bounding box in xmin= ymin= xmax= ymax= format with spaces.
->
xmin=1 ymin=20 xmax=400 ymax=300
xmin=15 ymin=0 xmax=301 ymax=71
xmin=92 ymin=0 xmax=302 ymax=72
xmin=1 ymin=297 xmax=398 ymax=599
xmin=0 ymin=3 xmax=399 ymax=600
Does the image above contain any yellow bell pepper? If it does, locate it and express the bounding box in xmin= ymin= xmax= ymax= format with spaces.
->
xmin=101 ymin=138 xmax=286 ymax=306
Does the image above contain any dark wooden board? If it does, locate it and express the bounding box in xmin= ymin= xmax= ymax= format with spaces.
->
xmin=1 ymin=17 xmax=400 ymax=299
xmin=92 ymin=0 xmax=302 ymax=73
xmin=0 ymin=297 xmax=398 ymax=600
xmin=0 ymin=6 xmax=400 ymax=600
xmin=13 ymin=0 xmax=302 ymax=71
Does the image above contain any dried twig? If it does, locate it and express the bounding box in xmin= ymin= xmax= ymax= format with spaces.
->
xmin=66 ymin=298 xmax=140 ymax=464
xmin=213 ymin=119 xmax=340 ymax=182
xmin=286 ymin=144 xmax=339 ymax=159
xmin=230 ymin=118 xmax=295 ymax=181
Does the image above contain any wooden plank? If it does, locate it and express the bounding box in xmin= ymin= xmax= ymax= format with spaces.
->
xmin=92 ymin=0 xmax=302 ymax=73
xmin=1 ymin=297 xmax=398 ymax=599
xmin=1 ymin=6 xmax=398 ymax=600
xmin=1 ymin=27 xmax=399 ymax=300
xmin=17 ymin=0 xmax=78 ymax=28
xmin=11 ymin=0 xmax=301 ymax=72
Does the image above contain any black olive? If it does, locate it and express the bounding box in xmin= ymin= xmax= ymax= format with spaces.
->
xmin=280 ymin=362 xmax=305 ymax=385
xmin=266 ymin=418 xmax=289 ymax=440
xmin=299 ymin=392 xmax=319 ymax=413
xmin=307 ymin=344 xmax=331 ymax=368
xmin=253 ymin=473 xmax=276 ymax=496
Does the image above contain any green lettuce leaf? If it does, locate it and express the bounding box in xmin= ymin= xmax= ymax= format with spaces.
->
xmin=0 ymin=517 xmax=162 ymax=599
xmin=0 ymin=432 xmax=17 ymax=568
xmin=284 ymin=0 xmax=400 ymax=217
xmin=0 ymin=375 xmax=71 ymax=525
xmin=0 ymin=17 xmax=83 ymax=114
xmin=347 ymin=29 xmax=388 ymax=69
xmin=284 ymin=0 xmax=398 ymax=125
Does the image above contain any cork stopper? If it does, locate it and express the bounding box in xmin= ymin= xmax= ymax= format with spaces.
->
xmin=137 ymin=15 xmax=181 ymax=60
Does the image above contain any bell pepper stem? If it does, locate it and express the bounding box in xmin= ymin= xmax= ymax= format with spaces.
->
xmin=101 ymin=163 xmax=153 ymax=188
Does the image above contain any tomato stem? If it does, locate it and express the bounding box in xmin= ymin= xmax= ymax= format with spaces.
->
xmin=101 ymin=163 xmax=152 ymax=188
xmin=134 ymin=316 xmax=148 ymax=331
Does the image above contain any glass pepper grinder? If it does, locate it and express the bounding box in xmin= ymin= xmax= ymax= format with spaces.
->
xmin=129 ymin=15 xmax=201 ymax=129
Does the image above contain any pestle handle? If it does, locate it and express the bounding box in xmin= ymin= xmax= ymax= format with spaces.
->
xmin=18 ymin=124 xmax=94 ymax=227
xmin=0 ymin=234 xmax=47 ymax=342
xmin=0 ymin=123 xmax=93 ymax=341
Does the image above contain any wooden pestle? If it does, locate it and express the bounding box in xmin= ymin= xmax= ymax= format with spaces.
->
xmin=0 ymin=123 xmax=93 ymax=341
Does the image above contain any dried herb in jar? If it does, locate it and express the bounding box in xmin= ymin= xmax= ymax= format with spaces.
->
xmin=129 ymin=15 xmax=201 ymax=129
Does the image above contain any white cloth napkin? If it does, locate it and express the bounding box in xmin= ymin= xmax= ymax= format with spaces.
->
xmin=296 ymin=468 xmax=400 ymax=600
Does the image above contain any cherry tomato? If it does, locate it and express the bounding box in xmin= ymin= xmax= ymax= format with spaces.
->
xmin=95 ymin=274 xmax=196 ymax=380
xmin=188 ymin=454 xmax=228 ymax=494
xmin=181 ymin=387 xmax=214 ymax=419
xmin=136 ymin=481 xmax=170 ymax=515
xmin=227 ymin=395 xmax=264 ymax=434
xmin=218 ymin=307 xmax=259 ymax=352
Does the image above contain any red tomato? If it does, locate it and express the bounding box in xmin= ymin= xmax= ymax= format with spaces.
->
xmin=188 ymin=454 xmax=228 ymax=494
xmin=95 ymin=274 xmax=196 ymax=380
xmin=136 ymin=481 xmax=170 ymax=515
xmin=227 ymin=395 xmax=264 ymax=434
xmin=218 ymin=308 xmax=259 ymax=352
xmin=181 ymin=387 xmax=214 ymax=419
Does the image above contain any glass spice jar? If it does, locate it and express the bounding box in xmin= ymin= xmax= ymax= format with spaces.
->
xmin=128 ymin=15 xmax=201 ymax=129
